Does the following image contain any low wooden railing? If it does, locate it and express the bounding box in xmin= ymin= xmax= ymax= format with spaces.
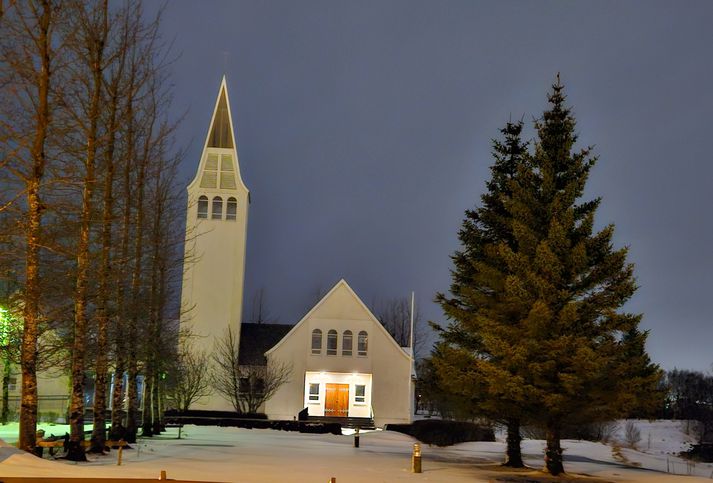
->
xmin=0 ymin=469 xmax=224 ymax=483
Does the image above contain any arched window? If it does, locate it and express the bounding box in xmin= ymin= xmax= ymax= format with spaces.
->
xmin=197 ymin=195 xmax=208 ymax=219
xmin=226 ymin=197 xmax=237 ymax=221
xmin=327 ymin=330 xmax=338 ymax=356
xmin=358 ymin=331 xmax=368 ymax=356
xmin=212 ymin=196 xmax=223 ymax=220
xmin=342 ymin=330 xmax=353 ymax=356
xmin=311 ymin=329 xmax=322 ymax=355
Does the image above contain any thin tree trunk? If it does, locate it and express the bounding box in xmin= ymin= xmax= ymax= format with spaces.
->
xmin=18 ymin=0 xmax=52 ymax=454
xmin=1 ymin=356 xmax=10 ymax=424
xmin=151 ymin=369 xmax=161 ymax=434
xmin=503 ymin=418 xmax=524 ymax=467
xmin=126 ymin=126 xmax=147 ymax=442
xmin=140 ymin=371 xmax=153 ymax=436
xmin=91 ymin=4 xmax=118 ymax=451
xmin=545 ymin=424 xmax=564 ymax=476
xmin=153 ymin=371 xmax=162 ymax=434
xmin=122 ymin=51 xmax=143 ymax=443
xmin=110 ymin=116 xmax=133 ymax=439
xmin=67 ymin=1 xmax=108 ymax=461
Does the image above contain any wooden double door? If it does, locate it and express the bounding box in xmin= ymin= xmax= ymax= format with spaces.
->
xmin=324 ymin=383 xmax=349 ymax=418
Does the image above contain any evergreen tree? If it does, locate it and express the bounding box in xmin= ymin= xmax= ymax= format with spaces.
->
xmin=434 ymin=121 xmax=530 ymax=467
xmin=499 ymin=76 xmax=661 ymax=474
xmin=435 ymin=76 xmax=661 ymax=476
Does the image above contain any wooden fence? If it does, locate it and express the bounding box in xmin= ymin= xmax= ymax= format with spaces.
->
xmin=0 ymin=469 xmax=224 ymax=483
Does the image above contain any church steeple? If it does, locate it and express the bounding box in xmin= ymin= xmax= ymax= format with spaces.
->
xmin=193 ymin=76 xmax=248 ymax=194
xmin=181 ymin=76 xmax=250 ymax=411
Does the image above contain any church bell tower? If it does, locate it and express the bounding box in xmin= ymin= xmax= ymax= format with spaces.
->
xmin=180 ymin=77 xmax=249 ymax=409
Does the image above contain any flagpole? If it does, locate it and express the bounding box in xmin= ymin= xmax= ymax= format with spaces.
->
xmin=409 ymin=291 xmax=415 ymax=356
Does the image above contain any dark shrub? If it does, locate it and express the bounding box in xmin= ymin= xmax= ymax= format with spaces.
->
xmin=164 ymin=409 xmax=267 ymax=419
xmin=162 ymin=410 xmax=341 ymax=435
xmin=683 ymin=443 xmax=713 ymax=462
xmin=386 ymin=419 xmax=494 ymax=446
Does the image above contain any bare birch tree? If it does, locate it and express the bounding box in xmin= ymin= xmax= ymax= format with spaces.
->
xmin=211 ymin=327 xmax=292 ymax=414
xmin=373 ymin=297 xmax=428 ymax=360
xmin=165 ymin=339 xmax=210 ymax=412
xmin=61 ymin=0 xmax=110 ymax=461
xmin=0 ymin=0 xmax=63 ymax=453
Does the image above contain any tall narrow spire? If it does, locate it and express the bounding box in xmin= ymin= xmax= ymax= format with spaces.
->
xmin=207 ymin=81 xmax=234 ymax=148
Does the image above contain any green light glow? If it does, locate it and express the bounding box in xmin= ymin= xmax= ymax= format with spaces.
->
xmin=0 ymin=306 xmax=11 ymax=347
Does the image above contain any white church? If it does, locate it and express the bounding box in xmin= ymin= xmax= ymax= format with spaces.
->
xmin=180 ymin=77 xmax=414 ymax=427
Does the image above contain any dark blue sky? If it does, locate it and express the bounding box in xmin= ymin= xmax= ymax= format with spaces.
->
xmin=156 ymin=1 xmax=713 ymax=371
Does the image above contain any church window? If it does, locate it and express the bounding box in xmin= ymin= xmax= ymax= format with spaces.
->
xmin=206 ymin=153 xmax=219 ymax=170
xmin=342 ymin=330 xmax=353 ymax=356
xmin=220 ymin=154 xmax=237 ymax=189
xmin=309 ymin=383 xmax=320 ymax=401
xmin=197 ymin=196 xmax=208 ymax=218
xmin=358 ymin=331 xmax=368 ymax=356
xmin=311 ymin=329 xmax=322 ymax=355
xmin=327 ymin=330 xmax=338 ymax=356
xmin=212 ymin=196 xmax=223 ymax=220
xmin=200 ymin=154 xmax=219 ymax=188
xmin=221 ymin=154 xmax=233 ymax=171
xmin=354 ymin=384 xmax=366 ymax=403
xmin=226 ymin=197 xmax=237 ymax=221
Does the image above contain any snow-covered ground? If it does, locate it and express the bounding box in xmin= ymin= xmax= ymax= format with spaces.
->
xmin=0 ymin=421 xmax=711 ymax=482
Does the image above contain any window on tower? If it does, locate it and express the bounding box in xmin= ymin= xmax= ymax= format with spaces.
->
xmin=226 ymin=197 xmax=237 ymax=221
xmin=212 ymin=196 xmax=223 ymax=220
xmin=197 ymin=196 xmax=208 ymax=219
xmin=200 ymin=154 xmax=219 ymax=188
xmin=220 ymin=154 xmax=237 ymax=190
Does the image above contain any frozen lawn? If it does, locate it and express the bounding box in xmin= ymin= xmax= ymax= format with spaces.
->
xmin=0 ymin=422 xmax=712 ymax=482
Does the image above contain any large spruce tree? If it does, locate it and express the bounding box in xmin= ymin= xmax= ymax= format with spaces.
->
xmin=504 ymin=77 xmax=661 ymax=474
xmin=436 ymin=76 xmax=662 ymax=475
xmin=434 ymin=121 xmax=530 ymax=467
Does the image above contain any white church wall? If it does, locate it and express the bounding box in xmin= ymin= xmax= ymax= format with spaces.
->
xmin=265 ymin=280 xmax=413 ymax=426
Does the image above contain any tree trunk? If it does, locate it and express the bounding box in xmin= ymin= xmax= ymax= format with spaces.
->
xmin=111 ymin=104 xmax=132 ymax=439
xmin=68 ymin=1 xmax=108 ymax=460
xmin=141 ymin=369 xmax=153 ymax=436
xmin=18 ymin=0 xmax=52 ymax=454
xmin=90 ymin=3 xmax=118 ymax=452
xmin=503 ymin=418 xmax=524 ymax=467
xmin=544 ymin=424 xmax=564 ymax=476
xmin=124 ymin=57 xmax=144 ymax=444
xmin=152 ymin=372 xmax=162 ymax=434
xmin=1 ymin=356 xmax=10 ymax=424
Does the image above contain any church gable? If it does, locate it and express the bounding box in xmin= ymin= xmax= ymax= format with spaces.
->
xmin=309 ymin=282 xmax=374 ymax=321
xmin=266 ymin=279 xmax=410 ymax=359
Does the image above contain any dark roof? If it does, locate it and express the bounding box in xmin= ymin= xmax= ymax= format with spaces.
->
xmin=238 ymin=323 xmax=293 ymax=366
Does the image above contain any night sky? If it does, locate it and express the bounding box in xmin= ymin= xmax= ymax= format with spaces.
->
xmin=154 ymin=1 xmax=713 ymax=371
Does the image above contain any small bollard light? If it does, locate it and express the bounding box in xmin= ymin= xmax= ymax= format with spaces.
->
xmin=412 ymin=443 xmax=422 ymax=473
xmin=160 ymin=470 xmax=167 ymax=480
xmin=117 ymin=444 xmax=123 ymax=466
xmin=328 ymin=478 xmax=336 ymax=483
xmin=354 ymin=426 xmax=360 ymax=448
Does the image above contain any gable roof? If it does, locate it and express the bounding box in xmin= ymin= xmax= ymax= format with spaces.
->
xmin=265 ymin=279 xmax=412 ymax=361
xmin=238 ymin=323 xmax=293 ymax=366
